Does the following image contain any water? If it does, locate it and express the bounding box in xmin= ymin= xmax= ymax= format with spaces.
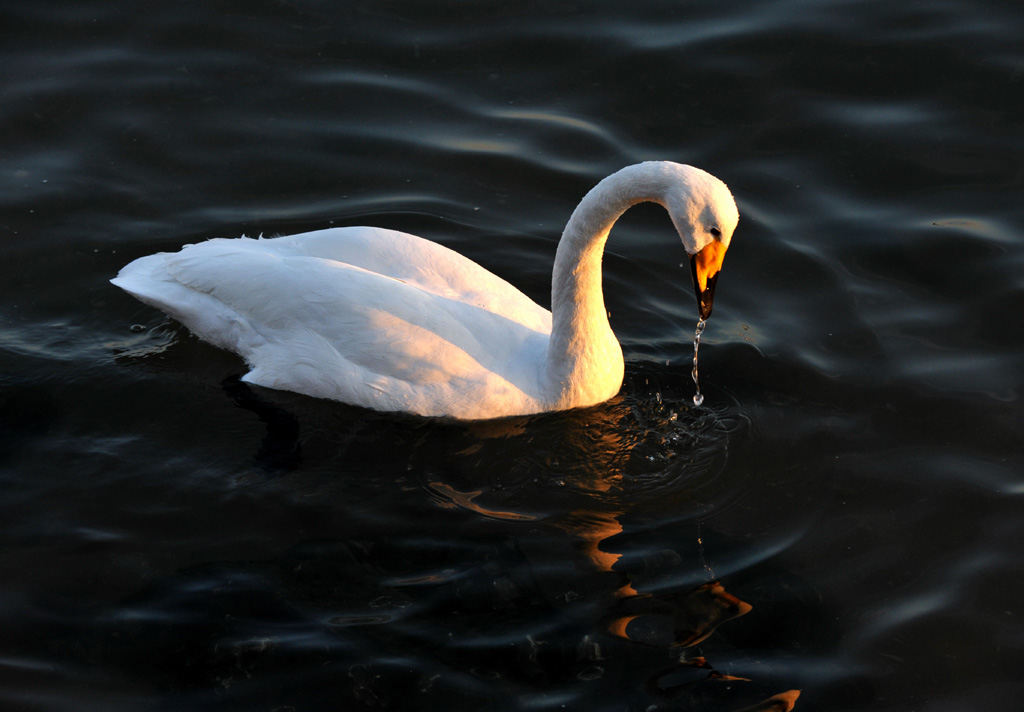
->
xmin=2 ymin=1 xmax=1023 ymax=711
xmin=692 ymin=318 xmax=707 ymax=407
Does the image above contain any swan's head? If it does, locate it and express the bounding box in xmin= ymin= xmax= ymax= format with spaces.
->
xmin=661 ymin=164 xmax=739 ymax=320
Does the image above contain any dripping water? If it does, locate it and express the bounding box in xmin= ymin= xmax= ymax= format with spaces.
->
xmin=691 ymin=318 xmax=706 ymax=406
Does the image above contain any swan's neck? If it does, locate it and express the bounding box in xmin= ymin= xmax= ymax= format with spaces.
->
xmin=544 ymin=164 xmax=679 ymax=408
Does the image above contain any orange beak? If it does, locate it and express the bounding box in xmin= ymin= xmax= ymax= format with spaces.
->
xmin=689 ymin=240 xmax=727 ymax=320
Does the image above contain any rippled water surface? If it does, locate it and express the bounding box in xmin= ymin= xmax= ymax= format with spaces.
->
xmin=2 ymin=2 xmax=1022 ymax=710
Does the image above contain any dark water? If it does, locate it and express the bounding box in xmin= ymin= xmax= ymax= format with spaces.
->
xmin=2 ymin=1 xmax=1022 ymax=710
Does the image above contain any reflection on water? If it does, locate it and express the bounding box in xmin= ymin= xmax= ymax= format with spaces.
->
xmin=549 ymin=469 xmax=793 ymax=707
xmin=607 ymin=579 xmax=751 ymax=650
xmin=733 ymin=690 xmax=801 ymax=712
xmin=280 ymin=378 xmax=797 ymax=710
xmin=559 ymin=503 xmax=781 ymax=703
xmin=428 ymin=481 xmax=539 ymax=522
xmin=194 ymin=373 xmax=799 ymax=708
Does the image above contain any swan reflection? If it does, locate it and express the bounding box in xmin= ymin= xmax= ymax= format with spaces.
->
xmin=559 ymin=496 xmax=799 ymax=710
xmin=227 ymin=374 xmax=798 ymax=709
xmin=440 ymin=395 xmax=798 ymax=712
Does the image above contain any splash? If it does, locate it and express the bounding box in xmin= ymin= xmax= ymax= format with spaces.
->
xmin=691 ymin=318 xmax=706 ymax=406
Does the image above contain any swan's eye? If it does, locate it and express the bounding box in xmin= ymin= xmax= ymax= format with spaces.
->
xmin=709 ymin=226 xmax=722 ymax=238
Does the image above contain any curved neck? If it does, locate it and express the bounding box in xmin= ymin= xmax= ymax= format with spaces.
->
xmin=544 ymin=164 xmax=677 ymax=407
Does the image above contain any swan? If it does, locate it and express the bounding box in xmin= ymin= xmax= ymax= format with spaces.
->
xmin=112 ymin=161 xmax=738 ymax=420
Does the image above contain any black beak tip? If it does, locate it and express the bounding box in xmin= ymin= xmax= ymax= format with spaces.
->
xmin=698 ymin=297 xmax=713 ymax=321
xmin=694 ymin=273 xmax=718 ymax=321
xmin=689 ymin=255 xmax=718 ymax=321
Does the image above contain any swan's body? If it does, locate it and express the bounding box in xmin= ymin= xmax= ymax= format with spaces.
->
xmin=112 ymin=162 xmax=738 ymax=420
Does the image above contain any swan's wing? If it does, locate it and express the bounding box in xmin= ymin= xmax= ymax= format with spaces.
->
xmin=113 ymin=237 xmax=550 ymax=416
xmin=274 ymin=228 xmax=552 ymax=333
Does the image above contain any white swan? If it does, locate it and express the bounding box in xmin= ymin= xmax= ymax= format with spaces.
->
xmin=112 ymin=161 xmax=738 ymax=420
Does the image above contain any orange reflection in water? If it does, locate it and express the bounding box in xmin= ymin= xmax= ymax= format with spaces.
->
xmin=605 ymin=580 xmax=752 ymax=648
xmin=539 ymin=408 xmax=798 ymax=710
xmin=428 ymin=481 xmax=538 ymax=522
xmin=440 ymin=400 xmax=798 ymax=709
xmin=733 ymin=689 xmax=801 ymax=712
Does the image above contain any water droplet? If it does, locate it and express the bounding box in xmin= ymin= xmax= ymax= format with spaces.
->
xmin=691 ymin=318 xmax=706 ymax=406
